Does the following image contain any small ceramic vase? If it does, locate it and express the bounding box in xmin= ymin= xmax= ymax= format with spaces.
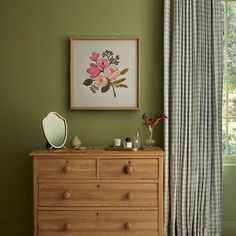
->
xmin=70 ymin=136 xmax=81 ymax=149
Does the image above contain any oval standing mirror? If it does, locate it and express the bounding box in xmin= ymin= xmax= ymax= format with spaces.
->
xmin=42 ymin=112 xmax=67 ymax=149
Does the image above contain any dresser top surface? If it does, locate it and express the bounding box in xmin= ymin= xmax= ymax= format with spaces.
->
xmin=30 ymin=146 xmax=164 ymax=158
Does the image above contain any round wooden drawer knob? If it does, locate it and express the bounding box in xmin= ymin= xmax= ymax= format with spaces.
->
xmin=63 ymin=192 xmax=71 ymax=199
xmin=125 ymin=165 xmax=133 ymax=174
xmin=125 ymin=222 xmax=132 ymax=230
xmin=64 ymin=223 xmax=72 ymax=231
xmin=63 ymin=166 xmax=71 ymax=173
xmin=126 ymin=192 xmax=134 ymax=200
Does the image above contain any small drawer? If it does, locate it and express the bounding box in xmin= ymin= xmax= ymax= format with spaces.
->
xmin=100 ymin=159 xmax=158 ymax=180
xmin=38 ymin=183 xmax=158 ymax=207
xmin=37 ymin=159 xmax=96 ymax=180
xmin=38 ymin=210 xmax=158 ymax=236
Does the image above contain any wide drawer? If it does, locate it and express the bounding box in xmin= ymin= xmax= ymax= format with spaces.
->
xmin=38 ymin=183 xmax=158 ymax=207
xmin=38 ymin=210 xmax=158 ymax=236
xmin=37 ymin=159 xmax=96 ymax=180
xmin=100 ymin=159 xmax=158 ymax=180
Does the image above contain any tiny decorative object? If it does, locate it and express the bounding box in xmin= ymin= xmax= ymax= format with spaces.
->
xmin=133 ymin=132 xmax=141 ymax=149
xmin=124 ymin=137 xmax=132 ymax=148
xmin=70 ymin=136 xmax=81 ymax=149
xmin=113 ymin=138 xmax=121 ymax=147
xmin=70 ymin=37 xmax=139 ymax=110
xmin=77 ymin=146 xmax=93 ymax=150
xmin=142 ymin=113 xmax=167 ymax=146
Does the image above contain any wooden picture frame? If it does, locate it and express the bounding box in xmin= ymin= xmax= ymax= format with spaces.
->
xmin=70 ymin=37 xmax=140 ymax=110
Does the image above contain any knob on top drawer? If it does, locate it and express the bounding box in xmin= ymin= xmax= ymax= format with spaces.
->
xmin=63 ymin=165 xmax=71 ymax=173
xmin=100 ymin=159 xmax=159 ymax=180
xmin=124 ymin=165 xmax=134 ymax=174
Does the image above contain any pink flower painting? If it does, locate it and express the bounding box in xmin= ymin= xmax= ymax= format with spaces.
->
xmin=104 ymin=65 xmax=120 ymax=81
xmin=86 ymin=63 xmax=101 ymax=79
xmin=83 ymin=50 xmax=129 ymax=97
xmin=97 ymin=58 xmax=109 ymax=69
xmin=95 ymin=75 xmax=108 ymax=87
xmin=89 ymin=52 xmax=100 ymax=61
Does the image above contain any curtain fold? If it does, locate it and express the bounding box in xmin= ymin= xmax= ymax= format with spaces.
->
xmin=164 ymin=0 xmax=223 ymax=235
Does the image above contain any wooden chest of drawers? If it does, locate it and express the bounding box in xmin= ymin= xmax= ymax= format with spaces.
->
xmin=30 ymin=147 xmax=164 ymax=236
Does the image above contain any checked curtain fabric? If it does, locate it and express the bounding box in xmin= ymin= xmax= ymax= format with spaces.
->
xmin=164 ymin=0 xmax=223 ymax=236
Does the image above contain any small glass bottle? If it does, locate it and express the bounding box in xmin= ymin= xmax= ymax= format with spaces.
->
xmin=133 ymin=132 xmax=141 ymax=149
xmin=124 ymin=137 xmax=132 ymax=148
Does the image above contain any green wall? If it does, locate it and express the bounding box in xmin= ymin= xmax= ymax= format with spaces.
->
xmin=0 ymin=0 xmax=164 ymax=234
xmin=222 ymin=160 xmax=236 ymax=236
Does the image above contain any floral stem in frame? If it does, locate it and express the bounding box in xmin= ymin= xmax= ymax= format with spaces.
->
xmin=110 ymin=82 xmax=117 ymax=97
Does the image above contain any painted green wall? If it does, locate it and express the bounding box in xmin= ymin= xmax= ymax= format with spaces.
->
xmin=0 ymin=0 xmax=164 ymax=234
xmin=222 ymin=160 xmax=236 ymax=236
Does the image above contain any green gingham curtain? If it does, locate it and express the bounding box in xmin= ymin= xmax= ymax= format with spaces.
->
xmin=164 ymin=0 xmax=223 ymax=235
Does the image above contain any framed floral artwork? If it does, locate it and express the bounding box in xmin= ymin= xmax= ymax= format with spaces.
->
xmin=70 ymin=37 xmax=140 ymax=110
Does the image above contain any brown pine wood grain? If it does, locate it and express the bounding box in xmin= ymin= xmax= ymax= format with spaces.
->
xmin=30 ymin=147 xmax=164 ymax=236
xmin=38 ymin=210 xmax=158 ymax=236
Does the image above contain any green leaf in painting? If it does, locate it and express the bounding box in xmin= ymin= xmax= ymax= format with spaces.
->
xmin=101 ymin=82 xmax=111 ymax=93
xmin=83 ymin=79 xmax=93 ymax=86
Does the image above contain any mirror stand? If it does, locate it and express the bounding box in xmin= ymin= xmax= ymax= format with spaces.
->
xmin=45 ymin=141 xmax=66 ymax=150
